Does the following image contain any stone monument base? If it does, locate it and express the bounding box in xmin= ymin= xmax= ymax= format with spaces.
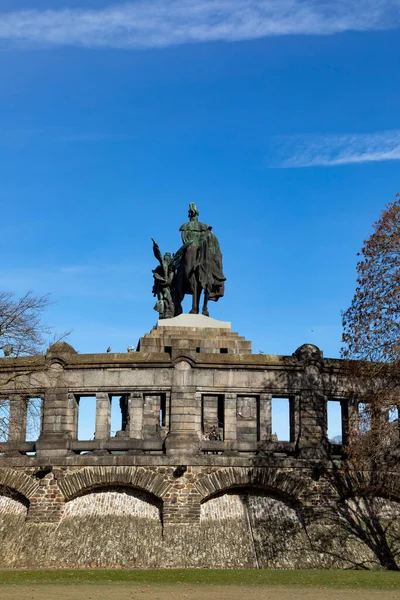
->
xmin=137 ymin=314 xmax=252 ymax=356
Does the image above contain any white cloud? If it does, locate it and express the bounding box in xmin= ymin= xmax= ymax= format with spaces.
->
xmin=0 ymin=1 xmax=399 ymax=49
xmin=268 ymin=130 xmax=400 ymax=168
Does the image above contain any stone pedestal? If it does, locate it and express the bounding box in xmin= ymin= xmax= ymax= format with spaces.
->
xmin=138 ymin=314 xmax=252 ymax=356
xmin=139 ymin=315 xmax=252 ymax=453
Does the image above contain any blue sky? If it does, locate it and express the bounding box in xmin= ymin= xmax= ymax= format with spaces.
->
xmin=0 ymin=0 xmax=399 ymax=379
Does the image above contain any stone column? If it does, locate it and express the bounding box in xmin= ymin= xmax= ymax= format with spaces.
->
xmin=165 ymin=359 xmax=200 ymax=454
xmin=346 ymin=398 xmax=358 ymax=443
xmin=259 ymin=393 xmax=271 ymax=442
xmin=36 ymin=344 xmax=77 ymax=459
xmin=297 ymin=368 xmax=328 ymax=458
xmin=41 ymin=388 xmax=70 ymax=436
xmin=95 ymin=393 xmax=111 ymax=440
xmin=66 ymin=393 xmax=79 ymax=438
xmin=37 ymin=379 xmax=72 ymax=458
xmin=294 ymin=345 xmax=328 ymax=459
xmin=292 ymin=394 xmax=301 ymax=442
xmin=224 ymin=392 xmax=237 ymax=442
xmin=129 ymin=391 xmax=144 ymax=439
xmin=8 ymin=395 xmax=28 ymax=443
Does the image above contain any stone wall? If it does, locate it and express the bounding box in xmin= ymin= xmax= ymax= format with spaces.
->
xmin=0 ymin=463 xmax=399 ymax=568
xmin=0 ymin=318 xmax=397 ymax=569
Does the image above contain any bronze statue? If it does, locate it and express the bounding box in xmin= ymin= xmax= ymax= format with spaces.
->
xmin=151 ymin=239 xmax=176 ymax=319
xmin=151 ymin=204 xmax=225 ymax=318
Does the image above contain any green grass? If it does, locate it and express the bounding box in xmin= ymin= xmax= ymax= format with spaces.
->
xmin=0 ymin=569 xmax=399 ymax=589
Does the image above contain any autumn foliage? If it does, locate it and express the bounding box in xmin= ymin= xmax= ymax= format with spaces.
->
xmin=342 ymin=195 xmax=400 ymax=468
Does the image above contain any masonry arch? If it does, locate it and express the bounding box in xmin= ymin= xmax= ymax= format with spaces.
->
xmin=0 ymin=468 xmax=38 ymax=502
xmin=198 ymin=474 xmax=309 ymax=568
xmin=58 ymin=466 xmax=169 ymax=502
xmin=195 ymin=467 xmax=307 ymax=504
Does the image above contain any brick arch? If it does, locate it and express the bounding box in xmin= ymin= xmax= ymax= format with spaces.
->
xmin=58 ymin=466 xmax=170 ymax=501
xmin=196 ymin=467 xmax=307 ymax=504
xmin=0 ymin=468 xmax=39 ymax=501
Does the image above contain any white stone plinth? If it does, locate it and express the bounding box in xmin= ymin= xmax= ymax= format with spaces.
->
xmin=157 ymin=314 xmax=231 ymax=329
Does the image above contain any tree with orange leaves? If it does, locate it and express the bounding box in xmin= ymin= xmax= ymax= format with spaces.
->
xmin=342 ymin=194 xmax=400 ymax=469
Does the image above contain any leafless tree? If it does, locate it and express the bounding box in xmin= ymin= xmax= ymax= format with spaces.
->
xmin=0 ymin=291 xmax=56 ymax=443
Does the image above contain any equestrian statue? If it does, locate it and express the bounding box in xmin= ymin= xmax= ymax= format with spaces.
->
xmin=152 ymin=203 xmax=225 ymax=318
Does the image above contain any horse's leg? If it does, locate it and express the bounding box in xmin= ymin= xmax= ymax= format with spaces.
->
xmin=190 ymin=278 xmax=200 ymax=314
xmin=202 ymin=290 xmax=209 ymax=317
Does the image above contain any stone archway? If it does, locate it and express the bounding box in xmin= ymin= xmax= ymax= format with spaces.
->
xmin=195 ymin=467 xmax=307 ymax=503
xmin=58 ymin=466 xmax=170 ymax=501
xmin=0 ymin=468 xmax=38 ymax=501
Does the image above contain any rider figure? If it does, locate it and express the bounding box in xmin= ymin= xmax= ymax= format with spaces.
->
xmin=179 ymin=203 xmax=211 ymax=248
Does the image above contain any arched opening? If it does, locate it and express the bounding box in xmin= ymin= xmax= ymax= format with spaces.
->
xmin=0 ymin=485 xmax=29 ymax=516
xmin=54 ymin=484 xmax=164 ymax=568
xmin=200 ymin=485 xmax=307 ymax=568
xmin=62 ymin=484 xmax=162 ymax=522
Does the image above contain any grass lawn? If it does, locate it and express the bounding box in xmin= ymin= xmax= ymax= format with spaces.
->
xmin=0 ymin=569 xmax=398 ymax=589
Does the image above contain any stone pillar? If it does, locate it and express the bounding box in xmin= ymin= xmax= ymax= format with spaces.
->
xmin=66 ymin=393 xmax=79 ymax=438
xmin=259 ymin=393 xmax=271 ymax=441
xmin=224 ymin=392 xmax=237 ymax=442
xmin=294 ymin=344 xmax=328 ymax=459
xmin=37 ymin=386 xmax=72 ymax=458
xmin=36 ymin=343 xmax=78 ymax=459
xmin=41 ymin=388 xmax=70 ymax=436
xmin=165 ymin=359 xmax=200 ymax=454
xmin=129 ymin=391 xmax=144 ymax=439
xmin=346 ymin=398 xmax=359 ymax=443
xmin=8 ymin=395 xmax=27 ymax=443
xmin=95 ymin=393 xmax=111 ymax=440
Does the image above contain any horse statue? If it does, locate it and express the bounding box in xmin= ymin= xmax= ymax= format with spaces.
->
xmin=151 ymin=204 xmax=225 ymax=318
xmin=173 ymin=203 xmax=225 ymax=316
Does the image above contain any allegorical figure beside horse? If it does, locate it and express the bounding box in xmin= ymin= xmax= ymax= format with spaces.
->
xmin=152 ymin=203 xmax=225 ymax=318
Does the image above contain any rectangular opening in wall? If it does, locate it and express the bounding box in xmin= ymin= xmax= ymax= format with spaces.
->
xmin=160 ymin=394 xmax=166 ymax=427
xmin=217 ymin=395 xmax=224 ymax=431
xmin=77 ymin=395 xmax=96 ymax=440
xmin=358 ymin=402 xmax=371 ymax=434
xmin=388 ymin=405 xmax=399 ymax=444
xmin=236 ymin=395 xmax=258 ymax=443
xmin=0 ymin=398 xmax=9 ymax=444
xmin=327 ymin=399 xmax=343 ymax=443
xmin=143 ymin=394 xmax=167 ymax=435
xmin=202 ymin=395 xmax=224 ymax=440
xmin=110 ymin=395 xmax=129 ymax=437
xmin=220 ymin=348 xmax=228 ymax=354
xmin=389 ymin=405 xmax=399 ymax=423
xmin=26 ymin=397 xmax=42 ymax=441
xmin=271 ymin=397 xmax=290 ymax=442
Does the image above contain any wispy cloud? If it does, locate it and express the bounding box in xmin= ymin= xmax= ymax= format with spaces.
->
xmin=0 ymin=1 xmax=399 ymax=50
xmin=268 ymin=130 xmax=400 ymax=168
